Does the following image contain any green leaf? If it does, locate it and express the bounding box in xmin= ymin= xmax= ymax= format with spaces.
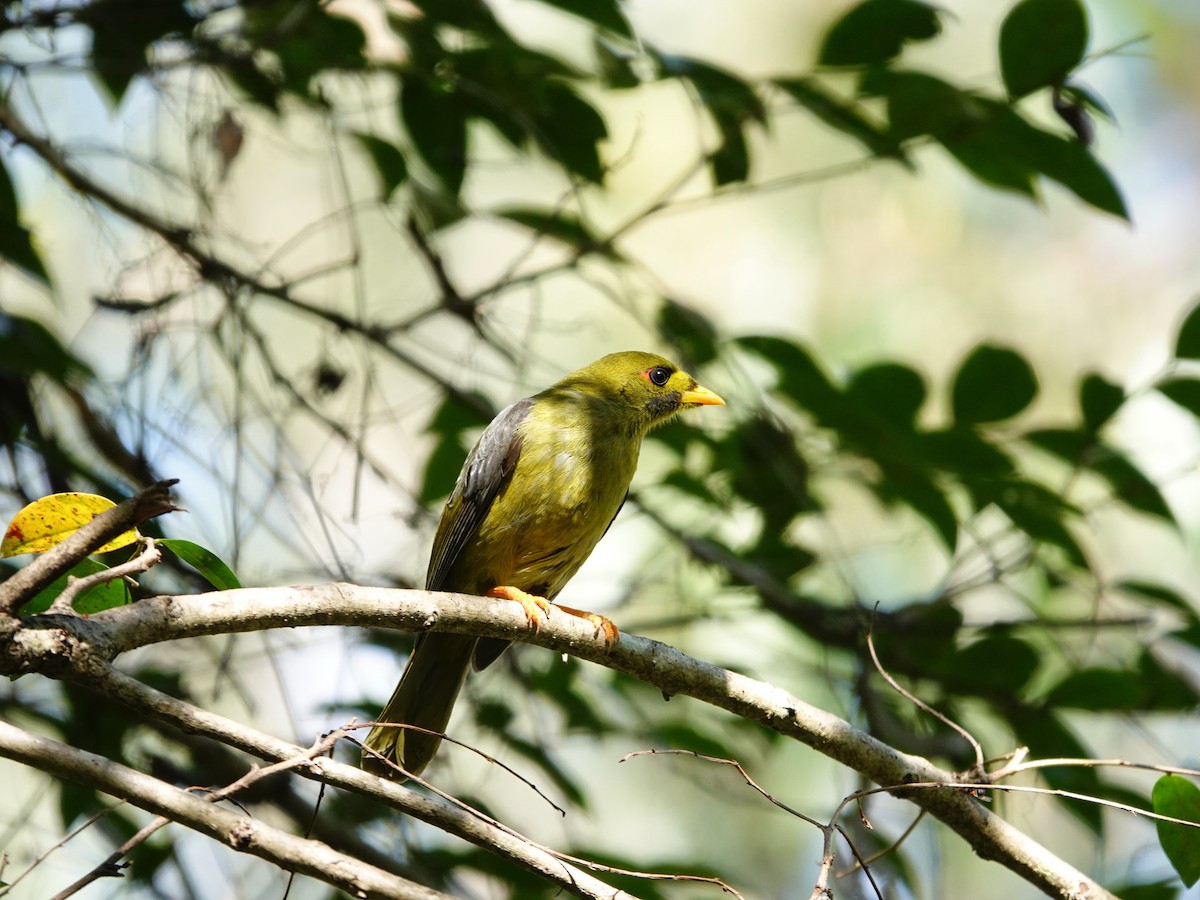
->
xmin=1106 ymin=878 xmax=1183 ymax=900
xmin=710 ymin=123 xmax=750 ymax=186
xmin=1153 ymin=775 xmax=1200 ymax=887
xmin=401 ymin=76 xmax=468 ymax=196
xmin=774 ymin=77 xmax=904 ymax=161
xmin=818 ymin=0 xmax=942 ymax=67
xmin=1174 ymin=300 xmax=1200 ymax=359
xmin=218 ymin=55 xmax=281 ymax=112
xmin=936 ymin=96 xmax=1125 ymax=215
xmin=594 ymin=36 xmax=641 ymax=89
xmin=1057 ymin=84 xmax=1114 ymax=123
xmin=735 ymin=336 xmax=843 ymax=422
xmin=860 ymin=69 xmax=980 ymax=143
xmin=940 ymin=114 xmax=1040 ymax=198
xmin=878 ymin=464 xmax=958 ymax=550
xmin=1029 ymin=431 xmax=1174 ymax=524
xmin=538 ymin=0 xmax=630 ymax=37
xmin=919 ymin=428 xmax=1014 ymax=478
xmin=1026 ymin=426 xmax=1090 ymax=463
xmin=731 ymin=415 xmax=815 ymax=530
xmin=353 ymin=134 xmax=409 ymax=201
xmin=661 ymin=469 xmax=721 ymax=506
xmin=658 ymin=299 xmax=719 ymax=366
xmin=653 ymin=721 xmax=737 ymax=758
xmin=1005 ymin=117 xmax=1128 ymax=218
xmin=474 ymin=699 xmax=586 ymax=806
xmin=273 ymin=5 xmax=367 ymax=97
xmin=0 ymin=159 xmax=50 ymax=286
xmin=975 ymin=479 xmax=1085 ymax=565
xmin=525 ymin=655 xmax=613 ymax=733
xmin=159 ymin=539 xmax=241 ymax=591
xmin=658 ymin=55 xmax=765 ymax=123
xmin=534 ymin=83 xmax=607 ymax=183
xmin=1080 ymin=373 xmax=1124 ymax=433
xmin=1158 ymin=377 xmax=1200 ymax=418
xmin=1172 ymin=623 xmax=1200 ymax=653
xmin=449 ymin=44 xmax=582 ymax=153
xmin=81 ymin=0 xmax=195 ymax=104
xmin=846 ymin=362 xmax=926 ymax=430
xmin=18 ymin=558 xmax=129 ymax=615
xmin=409 ymin=178 xmax=467 ymax=233
xmin=1138 ymin=651 xmax=1200 ymax=711
xmin=657 ymin=56 xmax=762 ymax=185
xmin=1115 ymin=580 xmax=1195 ymax=617
xmin=1086 ymin=443 xmax=1174 ymax=524
xmin=1045 ymin=668 xmax=1143 ymax=710
xmin=861 ymin=77 xmax=1126 ymax=216
xmin=428 ymin=393 xmax=493 ymax=435
xmin=1009 ymin=706 xmax=1102 ymax=832
xmin=494 ymin=208 xmax=612 ymax=257
xmin=0 ymin=313 xmax=93 ymax=384
xmin=999 ymin=0 xmax=1089 ymax=99
xmin=938 ymin=635 xmax=1039 ymax=694
xmin=952 ymin=345 xmax=1038 ymax=425
xmin=420 ymin=433 xmax=468 ymax=504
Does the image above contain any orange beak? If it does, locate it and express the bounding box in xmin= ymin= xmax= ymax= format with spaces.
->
xmin=680 ymin=384 xmax=725 ymax=406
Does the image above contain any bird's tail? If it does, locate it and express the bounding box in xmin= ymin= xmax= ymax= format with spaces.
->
xmin=362 ymin=633 xmax=477 ymax=778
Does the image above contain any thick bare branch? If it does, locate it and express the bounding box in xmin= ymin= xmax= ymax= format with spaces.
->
xmin=54 ymin=658 xmax=630 ymax=899
xmin=0 ymin=720 xmax=449 ymax=900
xmin=0 ymin=583 xmax=1117 ymax=899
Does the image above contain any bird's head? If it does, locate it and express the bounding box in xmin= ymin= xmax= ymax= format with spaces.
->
xmin=551 ymin=351 xmax=725 ymax=434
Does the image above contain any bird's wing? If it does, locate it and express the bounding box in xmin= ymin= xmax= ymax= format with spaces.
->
xmin=425 ymin=398 xmax=533 ymax=591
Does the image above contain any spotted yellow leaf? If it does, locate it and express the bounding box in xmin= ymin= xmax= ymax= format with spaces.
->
xmin=1 ymin=492 xmax=140 ymax=557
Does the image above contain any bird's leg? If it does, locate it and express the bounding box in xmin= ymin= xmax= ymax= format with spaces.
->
xmin=486 ymin=585 xmax=552 ymax=630
xmin=553 ymin=604 xmax=620 ymax=650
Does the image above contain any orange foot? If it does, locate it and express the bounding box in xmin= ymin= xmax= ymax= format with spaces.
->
xmin=556 ymin=604 xmax=620 ymax=651
xmin=487 ymin=585 xmax=552 ymax=631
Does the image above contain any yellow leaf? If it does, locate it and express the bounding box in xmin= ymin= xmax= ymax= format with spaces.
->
xmin=1 ymin=492 xmax=141 ymax=557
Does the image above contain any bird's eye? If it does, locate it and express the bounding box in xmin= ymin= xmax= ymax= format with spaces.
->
xmin=647 ymin=366 xmax=671 ymax=387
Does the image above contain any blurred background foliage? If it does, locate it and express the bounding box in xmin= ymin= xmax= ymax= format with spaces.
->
xmin=2 ymin=0 xmax=1200 ymax=896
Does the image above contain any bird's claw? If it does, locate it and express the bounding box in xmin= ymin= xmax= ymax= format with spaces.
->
xmin=487 ymin=585 xmax=552 ymax=631
xmin=556 ymin=604 xmax=620 ymax=651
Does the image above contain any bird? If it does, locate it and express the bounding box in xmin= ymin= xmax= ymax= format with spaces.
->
xmin=362 ymin=351 xmax=725 ymax=778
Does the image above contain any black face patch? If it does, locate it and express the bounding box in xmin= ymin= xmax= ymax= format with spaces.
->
xmin=646 ymin=392 xmax=681 ymax=420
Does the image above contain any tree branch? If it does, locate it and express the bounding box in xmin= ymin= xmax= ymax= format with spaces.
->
xmin=0 ymin=480 xmax=178 ymax=616
xmin=0 ymin=100 xmax=491 ymax=418
xmin=0 ymin=720 xmax=450 ymax=900
xmin=1 ymin=583 xmax=1117 ymax=899
xmin=66 ymin=657 xmax=632 ymax=899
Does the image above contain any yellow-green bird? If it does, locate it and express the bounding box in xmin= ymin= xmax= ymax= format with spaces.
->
xmin=362 ymin=351 xmax=725 ymax=778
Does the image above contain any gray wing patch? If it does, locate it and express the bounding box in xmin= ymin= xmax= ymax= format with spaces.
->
xmin=425 ymin=397 xmax=533 ymax=592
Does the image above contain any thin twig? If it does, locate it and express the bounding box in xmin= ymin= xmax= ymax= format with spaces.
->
xmin=51 ymin=728 xmax=352 ymax=899
xmin=357 ymin=731 xmax=739 ymax=894
xmin=992 ymin=755 xmax=1200 ymax=782
xmin=835 ymin=809 xmax=926 ymax=878
xmin=0 ymin=480 xmax=178 ymax=615
xmin=865 ymin=619 xmax=987 ymax=774
xmin=0 ymin=801 xmax=127 ymax=898
xmin=79 ymin=662 xmax=628 ymax=899
xmin=622 ymin=748 xmax=881 ymax=900
xmin=48 ymin=537 xmax=162 ymax=614
xmin=355 ymin=721 xmax=566 ymax=817
xmin=621 ymin=748 xmax=823 ymax=827
xmin=50 ymin=816 xmax=170 ymax=900
xmin=840 ymin=779 xmax=1200 ymax=831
